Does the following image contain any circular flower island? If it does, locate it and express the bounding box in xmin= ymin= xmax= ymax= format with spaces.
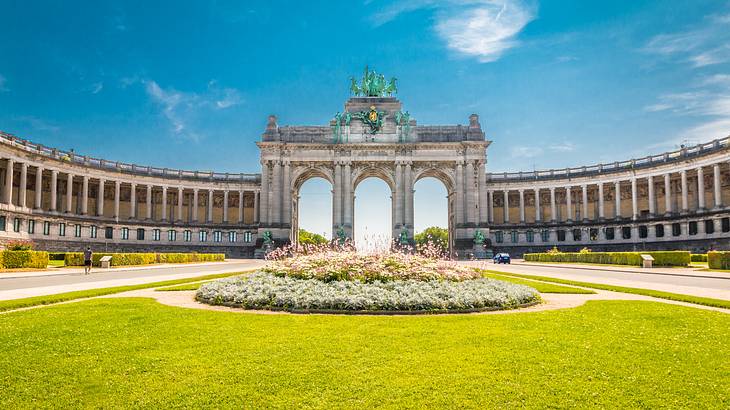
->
xmin=196 ymin=251 xmax=540 ymax=314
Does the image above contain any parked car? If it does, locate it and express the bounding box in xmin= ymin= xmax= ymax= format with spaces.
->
xmin=493 ymin=253 xmax=511 ymax=264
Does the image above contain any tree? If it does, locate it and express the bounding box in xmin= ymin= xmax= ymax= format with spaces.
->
xmin=298 ymin=229 xmax=328 ymax=245
xmin=414 ymin=227 xmax=449 ymax=254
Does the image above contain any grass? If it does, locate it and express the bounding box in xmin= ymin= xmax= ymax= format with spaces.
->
xmin=47 ymin=260 xmax=65 ymax=267
xmin=0 ymin=271 xmax=254 ymax=312
xmin=481 ymin=270 xmax=595 ymax=294
xmin=155 ymin=281 xmax=212 ymax=291
xmin=493 ymin=272 xmax=730 ymax=310
xmin=0 ymin=298 xmax=727 ymax=407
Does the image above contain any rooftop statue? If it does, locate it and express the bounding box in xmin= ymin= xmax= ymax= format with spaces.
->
xmin=350 ymin=66 xmax=398 ymax=97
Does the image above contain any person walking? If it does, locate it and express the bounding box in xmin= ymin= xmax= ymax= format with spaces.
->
xmin=83 ymin=247 xmax=93 ymax=275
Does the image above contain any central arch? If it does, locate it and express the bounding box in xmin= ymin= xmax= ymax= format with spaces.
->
xmin=353 ymin=169 xmax=395 ymax=252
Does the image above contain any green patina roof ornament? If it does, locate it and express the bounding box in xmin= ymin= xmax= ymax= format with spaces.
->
xmin=350 ymin=66 xmax=397 ymax=97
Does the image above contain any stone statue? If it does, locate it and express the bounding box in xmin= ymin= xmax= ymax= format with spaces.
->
xmin=349 ymin=66 xmax=398 ymax=97
xmin=399 ymin=229 xmax=409 ymax=245
xmin=396 ymin=111 xmax=411 ymax=142
xmin=473 ymin=230 xmax=485 ymax=245
xmin=332 ymin=112 xmax=342 ymax=143
xmin=336 ymin=225 xmax=347 ymax=245
xmin=262 ymin=230 xmax=274 ymax=246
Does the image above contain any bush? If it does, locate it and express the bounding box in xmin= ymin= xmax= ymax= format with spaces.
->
xmin=5 ymin=240 xmax=34 ymax=251
xmin=2 ymin=250 xmax=49 ymax=269
xmin=64 ymin=252 xmax=225 ymax=267
xmin=524 ymin=251 xmax=689 ymax=267
xmin=691 ymin=254 xmax=708 ymax=263
xmin=708 ymin=251 xmax=730 ymax=270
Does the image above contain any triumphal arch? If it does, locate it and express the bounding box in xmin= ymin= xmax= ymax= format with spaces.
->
xmin=257 ymin=67 xmax=491 ymax=255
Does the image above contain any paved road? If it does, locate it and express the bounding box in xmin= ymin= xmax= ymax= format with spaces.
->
xmin=474 ymin=260 xmax=730 ymax=300
xmin=0 ymin=259 xmax=266 ymax=300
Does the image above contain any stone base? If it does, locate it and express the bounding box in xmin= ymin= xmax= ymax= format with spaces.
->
xmin=471 ymin=244 xmax=488 ymax=259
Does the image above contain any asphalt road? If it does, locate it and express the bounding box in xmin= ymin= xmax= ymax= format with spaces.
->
xmin=0 ymin=259 xmax=266 ymax=300
xmin=481 ymin=260 xmax=730 ymax=300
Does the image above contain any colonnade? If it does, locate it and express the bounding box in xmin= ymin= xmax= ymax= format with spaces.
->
xmin=1 ymin=158 xmax=260 ymax=225
xmin=486 ymin=162 xmax=727 ymax=225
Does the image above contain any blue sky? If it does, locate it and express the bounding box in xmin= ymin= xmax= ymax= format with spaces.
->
xmin=2 ymin=1 xmax=730 ymax=241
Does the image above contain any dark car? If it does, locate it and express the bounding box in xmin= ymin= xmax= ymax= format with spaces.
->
xmin=493 ymin=253 xmax=511 ymax=264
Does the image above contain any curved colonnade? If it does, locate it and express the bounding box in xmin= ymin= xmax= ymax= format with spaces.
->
xmin=1 ymin=129 xmax=730 ymax=257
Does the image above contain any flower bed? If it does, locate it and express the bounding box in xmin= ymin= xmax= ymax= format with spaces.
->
xmin=262 ymin=251 xmax=480 ymax=282
xmin=196 ymin=272 xmax=539 ymax=313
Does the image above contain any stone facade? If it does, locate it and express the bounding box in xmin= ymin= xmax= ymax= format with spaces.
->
xmin=1 ymin=91 xmax=730 ymax=258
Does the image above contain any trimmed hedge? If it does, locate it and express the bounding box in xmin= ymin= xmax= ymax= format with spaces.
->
xmin=2 ymin=250 xmax=49 ymax=269
xmin=690 ymin=254 xmax=708 ymax=263
xmin=64 ymin=252 xmax=225 ymax=267
xmin=707 ymin=251 xmax=730 ymax=270
xmin=523 ymin=251 xmax=690 ymax=267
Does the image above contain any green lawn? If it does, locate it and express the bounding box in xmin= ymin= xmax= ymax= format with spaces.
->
xmin=481 ymin=270 xmax=595 ymax=294
xmin=0 ymin=298 xmax=727 ymax=408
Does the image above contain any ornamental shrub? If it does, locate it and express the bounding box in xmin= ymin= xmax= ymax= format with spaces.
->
xmin=523 ymin=251 xmax=689 ymax=267
xmin=691 ymin=254 xmax=708 ymax=263
xmin=2 ymin=250 xmax=49 ymax=269
xmin=63 ymin=252 xmax=224 ymax=267
xmin=708 ymin=251 xmax=730 ymax=270
xmin=5 ymin=240 xmax=34 ymax=251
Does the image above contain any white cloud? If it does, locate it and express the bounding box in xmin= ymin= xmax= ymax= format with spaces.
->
xmin=644 ymin=11 xmax=730 ymax=67
xmin=144 ymin=79 xmax=243 ymax=141
xmin=0 ymin=74 xmax=7 ymax=92
xmin=548 ymin=141 xmax=575 ymax=152
xmin=91 ymin=82 xmax=103 ymax=94
xmin=15 ymin=116 xmax=60 ymax=133
xmin=510 ymin=145 xmax=542 ymax=158
xmin=373 ymin=1 xmax=536 ymax=63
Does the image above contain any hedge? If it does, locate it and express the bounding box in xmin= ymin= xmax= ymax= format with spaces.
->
xmin=63 ymin=252 xmax=225 ymax=267
xmin=690 ymin=254 xmax=708 ymax=263
xmin=2 ymin=250 xmax=49 ymax=269
xmin=707 ymin=251 xmax=730 ymax=270
xmin=523 ymin=251 xmax=690 ymax=267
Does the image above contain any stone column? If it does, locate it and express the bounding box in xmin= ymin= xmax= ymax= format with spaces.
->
xmin=566 ymin=186 xmax=573 ymax=222
xmin=254 ymin=191 xmax=259 ymax=224
xmin=271 ymin=161 xmax=281 ymax=224
xmin=344 ymin=162 xmax=353 ymax=229
xmin=81 ymin=176 xmax=89 ymax=215
xmin=223 ymin=190 xmax=229 ymax=223
xmin=534 ymin=188 xmax=541 ymax=222
xmin=455 ymin=163 xmax=464 ymax=225
xmin=478 ymin=162 xmax=487 ymax=223
xmin=614 ymin=181 xmax=621 ymax=219
xmin=260 ymin=161 xmax=269 ymax=225
xmin=597 ymin=182 xmax=604 ymax=220
xmin=146 ymin=185 xmax=152 ymax=220
xmin=487 ymin=191 xmax=494 ymax=223
xmin=283 ymin=161 xmax=291 ymax=226
xmin=647 ymin=176 xmax=655 ymax=216
xmin=50 ymin=170 xmax=58 ymax=211
xmin=207 ymin=189 xmax=214 ymax=223
xmin=681 ymin=169 xmax=688 ymax=213
xmin=631 ymin=178 xmax=638 ymax=220
xmin=518 ymin=189 xmax=525 ymax=223
xmin=114 ymin=180 xmax=121 ymax=220
xmin=713 ymin=164 xmax=722 ymax=209
xmin=3 ymin=158 xmax=13 ymax=205
xmin=465 ymin=161 xmax=476 ymax=224
xmin=394 ymin=162 xmax=403 ymax=228
xmin=404 ymin=162 xmax=413 ymax=230
xmin=664 ymin=173 xmax=672 ymax=215
xmin=161 ymin=186 xmax=168 ymax=221
xmin=192 ymin=188 xmax=199 ymax=222
xmin=97 ymin=178 xmax=105 ymax=217
xmin=503 ymin=190 xmax=509 ymax=223
xmin=65 ymin=173 xmax=73 ymax=213
xmin=177 ymin=187 xmax=184 ymax=222
xmin=550 ymin=187 xmax=556 ymax=222
xmin=697 ymin=166 xmax=705 ymax=211
xmin=18 ymin=163 xmax=27 ymax=208
xmin=238 ymin=190 xmax=244 ymax=223
xmin=129 ymin=183 xmax=136 ymax=219
xmin=333 ymin=163 xmax=343 ymax=228
xmin=34 ymin=167 xmax=43 ymax=210
xmin=581 ymin=184 xmax=588 ymax=221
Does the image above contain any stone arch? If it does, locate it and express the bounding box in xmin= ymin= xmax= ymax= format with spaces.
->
xmin=413 ymin=166 xmax=457 ymax=256
xmin=290 ymin=165 xmax=335 ymax=244
xmin=352 ymin=165 xmax=396 ymax=192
